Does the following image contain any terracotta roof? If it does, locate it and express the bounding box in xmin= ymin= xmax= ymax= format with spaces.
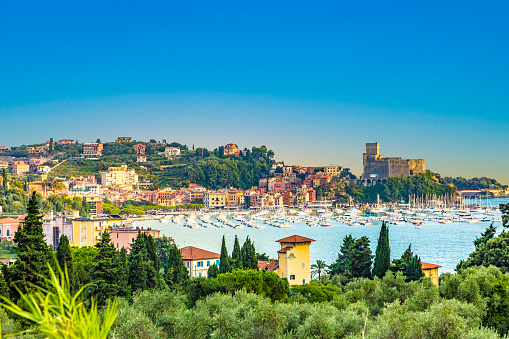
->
xmin=421 ymin=262 xmax=441 ymax=269
xmin=258 ymin=260 xmax=279 ymax=271
xmin=277 ymin=246 xmax=292 ymax=253
xmin=180 ymin=246 xmax=220 ymax=260
xmin=276 ymin=235 xmax=315 ymax=243
xmin=390 ymin=261 xmax=442 ymax=270
xmin=0 ymin=218 xmax=22 ymax=224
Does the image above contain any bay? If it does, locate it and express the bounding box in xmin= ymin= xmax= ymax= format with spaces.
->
xmin=133 ymin=198 xmax=508 ymax=274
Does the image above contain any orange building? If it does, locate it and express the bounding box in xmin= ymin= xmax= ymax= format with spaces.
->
xmin=133 ymin=143 xmax=146 ymax=154
xmin=12 ymin=161 xmax=30 ymax=174
xmin=224 ymin=143 xmax=239 ymax=155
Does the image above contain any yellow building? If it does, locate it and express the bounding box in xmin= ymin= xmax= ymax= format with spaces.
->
xmin=324 ymin=165 xmax=340 ymax=177
xmin=422 ymin=262 xmax=441 ymax=286
xmin=204 ymin=192 xmax=228 ymax=208
xmin=71 ymin=216 xmax=126 ymax=247
xmin=227 ymin=190 xmax=244 ymax=207
xmin=273 ymin=235 xmax=315 ymax=285
xmin=116 ymin=137 xmax=133 ymax=143
xmin=224 ymin=143 xmax=239 ymax=155
xmin=101 ymin=165 xmax=138 ymax=189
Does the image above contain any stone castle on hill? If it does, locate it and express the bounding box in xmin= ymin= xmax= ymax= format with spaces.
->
xmin=362 ymin=142 xmax=425 ymax=181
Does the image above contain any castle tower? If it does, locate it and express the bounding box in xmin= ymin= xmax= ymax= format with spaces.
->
xmin=365 ymin=142 xmax=379 ymax=157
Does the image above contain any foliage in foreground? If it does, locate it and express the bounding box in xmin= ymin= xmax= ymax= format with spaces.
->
xmin=1 ymin=265 xmax=117 ymax=339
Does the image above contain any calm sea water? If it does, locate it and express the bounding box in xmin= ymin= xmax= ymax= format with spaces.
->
xmin=133 ymin=198 xmax=508 ymax=274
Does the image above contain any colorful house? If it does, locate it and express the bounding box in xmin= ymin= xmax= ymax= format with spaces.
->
xmin=116 ymin=137 xmax=133 ymax=143
xmin=259 ymin=235 xmax=315 ymax=285
xmin=180 ymin=246 xmax=220 ymax=278
xmin=421 ymin=262 xmax=441 ymax=286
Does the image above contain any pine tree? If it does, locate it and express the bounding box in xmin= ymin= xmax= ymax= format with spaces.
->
xmin=231 ymin=235 xmax=242 ymax=269
xmin=329 ymin=234 xmax=355 ymax=276
xmin=56 ymin=235 xmax=78 ymax=293
xmin=219 ymin=236 xmax=231 ymax=273
xmin=128 ymin=251 xmax=147 ymax=292
xmin=2 ymin=168 xmax=7 ymax=191
xmin=391 ymin=244 xmax=413 ymax=272
xmin=89 ymin=231 xmax=122 ymax=306
xmin=372 ymin=222 xmax=390 ymax=278
xmin=207 ymin=264 xmax=219 ymax=278
xmin=474 ymin=224 xmax=497 ymax=247
xmin=350 ymin=236 xmax=373 ymax=278
xmin=406 ymin=255 xmax=424 ymax=281
xmin=241 ymin=236 xmax=258 ymax=269
xmin=128 ymin=232 xmax=160 ymax=291
xmin=164 ymin=245 xmax=188 ymax=286
xmin=114 ymin=247 xmax=131 ymax=297
xmin=7 ymin=192 xmax=53 ymax=300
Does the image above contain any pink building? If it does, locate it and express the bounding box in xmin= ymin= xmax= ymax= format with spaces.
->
xmin=109 ymin=227 xmax=161 ymax=252
xmin=0 ymin=218 xmax=21 ymax=241
xmin=43 ymin=216 xmax=74 ymax=250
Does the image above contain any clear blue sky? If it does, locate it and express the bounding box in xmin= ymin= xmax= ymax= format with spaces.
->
xmin=1 ymin=1 xmax=508 ymax=183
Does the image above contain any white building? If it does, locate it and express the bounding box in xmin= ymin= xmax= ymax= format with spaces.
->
xmin=180 ymin=246 xmax=220 ymax=278
xmin=68 ymin=183 xmax=102 ymax=196
xmin=165 ymin=147 xmax=181 ymax=159
xmin=101 ymin=165 xmax=138 ymax=189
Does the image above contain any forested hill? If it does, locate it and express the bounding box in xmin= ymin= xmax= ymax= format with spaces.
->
xmin=346 ymin=172 xmax=457 ymax=203
xmin=443 ymin=176 xmax=508 ymax=190
xmin=184 ymin=147 xmax=273 ymax=189
xmin=10 ymin=140 xmax=274 ymax=190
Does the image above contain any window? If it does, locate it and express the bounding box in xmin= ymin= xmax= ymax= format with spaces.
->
xmin=152 ymin=233 xmax=155 ymax=237
xmin=201 ymin=261 xmax=204 ymax=267
xmin=290 ymin=275 xmax=295 ymax=280
xmin=6 ymin=230 xmax=10 ymax=237
xmin=302 ymin=279 xmax=306 ymax=285
xmin=207 ymin=261 xmax=210 ymax=267
xmin=117 ymin=233 xmax=118 ymax=238
xmin=132 ymin=238 xmax=135 ymax=243
xmin=199 ymin=273 xmax=202 ymax=277
xmin=116 ymin=243 xmax=119 ymax=248
xmin=0 ymin=230 xmax=2 ymax=235
xmin=216 ymin=260 xmax=219 ymax=265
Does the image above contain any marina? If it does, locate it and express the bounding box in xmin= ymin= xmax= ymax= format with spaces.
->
xmin=133 ymin=198 xmax=508 ymax=274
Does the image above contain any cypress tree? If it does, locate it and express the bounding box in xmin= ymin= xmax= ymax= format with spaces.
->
xmin=231 ymin=235 xmax=242 ymax=269
xmin=219 ymin=236 xmax=231 ymax=273
xmin=128 ymin=232 xmax=159 ymax=291
xmin=89 ymin=231 xmax=121 ymax=306
xmin=329 ymin=234 xmax=355 ymax=276
xmin=2 ymin=168 xmax=7 ymax=191
xmin=164 ymin=245 xmax=188 ymax=286
xmin=350 ymin=236 xmax=373 ymax=278
xmin=128 ymin=252 xmax=147 ymax=292
xmin=406 ymin=255 xmax=424 ymax=281
xmin=114 ymin=247 xmax=130 ymax=297
xmin=241 ymin=236 xmax=258 ymax=269
xmin=207 ymin=264 xmax=219 ymax=278
xmin=7 ymin=192 xmax=53 ymax=300
xmin=372 ymin=222 xmax=390 ymax=278
xmin=56 ymin=235 xmax=78 ymax=293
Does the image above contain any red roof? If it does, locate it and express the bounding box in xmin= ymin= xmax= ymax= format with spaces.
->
xmin=258 ymin=260 xmax=279 ymax=271
xmin=180 ymin=246 xmax=220 ymax=260
xmin=421 ymin=262 xmax=441 ymax=269
xmin=0 ymin=218 xmax=22 ymax=224
xmin=276 ymin=235 xmax=315 ymax=243
xmin=277 ymin=246 xmax=293 ymax=253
